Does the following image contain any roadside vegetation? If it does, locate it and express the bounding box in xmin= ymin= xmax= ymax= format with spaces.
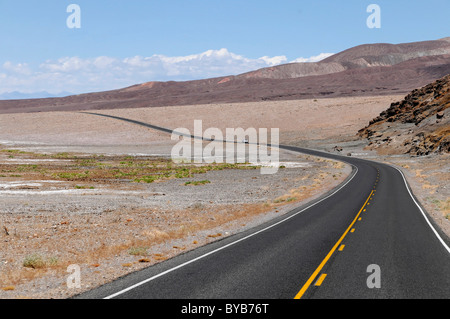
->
xmin=0 ymin=148 xmax=259 ymax=185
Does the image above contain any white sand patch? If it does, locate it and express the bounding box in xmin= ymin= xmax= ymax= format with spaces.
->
xmin=0 ymin=182 xmax=43 ymax=189
xmin=250 ymin=161 xmax=311 ymax=168
xmin=3 ymin=159 xmax=72 ymax=164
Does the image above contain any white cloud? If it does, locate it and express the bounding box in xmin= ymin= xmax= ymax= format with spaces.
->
xmin=2 ymin=61 xmax=32 ymax=75
xmin=40 ymin=57 xmax=87 ymax=72
xmin=259 ymin=55 xmax=288 ymax=66
xmin=0 ymin=49 xmax=334 ymax=96
xmin=291 ymin=53 xmax=334 ymax=63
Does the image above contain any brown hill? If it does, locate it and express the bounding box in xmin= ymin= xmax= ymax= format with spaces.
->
xmin=240 ymin=38 xmax=450 ymax=79
xmin=322 ymin=39 xmax=450 ymax=66
xmin=358 ymin=74 xmax=450 ymax=155
xmin=0 ymin=38 xmax=449 ymax=114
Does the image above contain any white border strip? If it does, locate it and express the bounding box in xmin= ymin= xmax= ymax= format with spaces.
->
xmin=104 ymin=165 xmax=358 ymax=299
xmin=392 ymin=165 xmax=450 ymax=254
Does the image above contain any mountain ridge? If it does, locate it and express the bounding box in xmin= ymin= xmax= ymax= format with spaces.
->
xmin=0 ymin=38 xmax=449 ymax=114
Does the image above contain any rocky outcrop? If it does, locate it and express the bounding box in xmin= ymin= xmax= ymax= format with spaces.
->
xmin=405 ymin=130 xmax=449 ymax=155
xmin=358 ymin=75 xmax=450 ymax=156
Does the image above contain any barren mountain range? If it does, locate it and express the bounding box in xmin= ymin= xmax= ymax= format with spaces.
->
xmin=0 ymin=38 xmax=449 ymax=114
xmin=241 ymin=37 xmax=450 ymax=79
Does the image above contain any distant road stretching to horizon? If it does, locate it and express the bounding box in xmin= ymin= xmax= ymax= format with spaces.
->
xmin=76 ymin=113 xmax=450 ymax=299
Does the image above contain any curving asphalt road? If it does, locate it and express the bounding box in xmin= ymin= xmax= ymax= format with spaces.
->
xmin=75 ymin=113 xmax=450 ymax=300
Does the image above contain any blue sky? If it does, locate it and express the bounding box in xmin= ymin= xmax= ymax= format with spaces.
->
xmin=0 ymin=0 xmax=449 ymax=96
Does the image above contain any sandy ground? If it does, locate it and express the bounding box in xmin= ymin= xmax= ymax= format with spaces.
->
xmin=1 ymin=94 xmax=448 ymax=299
xmin=0 ymin=95 xmax=401 ymax=147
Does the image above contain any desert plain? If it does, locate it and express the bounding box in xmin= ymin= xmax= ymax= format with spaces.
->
xmin=0 ymin=94 xmax=448 ymax=298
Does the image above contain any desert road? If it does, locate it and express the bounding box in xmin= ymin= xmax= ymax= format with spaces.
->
xmin=75 ymin=114 xmax=450 ymax=300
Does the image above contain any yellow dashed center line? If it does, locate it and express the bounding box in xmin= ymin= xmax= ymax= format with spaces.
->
xmin=315 ymin=274 xmax=327 ymax=287
xmin=294 ymin=189 xmax=374 ymax=299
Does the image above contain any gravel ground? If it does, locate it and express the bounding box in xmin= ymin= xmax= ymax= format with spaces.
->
xmin=0 ymin=95 xmax=400 ymax=147
xmin=0 ymin=145 xmax=351 ymax=299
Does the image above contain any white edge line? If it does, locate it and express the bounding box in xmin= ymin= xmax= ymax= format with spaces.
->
xmin=91 ymin=114 xmax=449 ymax=298
xmin=103 ymin=165 xmax=359 ymax=299
xmin=341 ymin=150 xmax=450 ymax=255
xmin=392 ymin=165 xmax=450 ymax=254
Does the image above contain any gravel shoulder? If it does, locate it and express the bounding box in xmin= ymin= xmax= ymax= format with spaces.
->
xmin=379 ymin=154 xmax=450 ymax=242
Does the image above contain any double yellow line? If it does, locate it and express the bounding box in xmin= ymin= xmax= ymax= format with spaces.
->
xmin=294 ymin=189 xmax=374 ymax=299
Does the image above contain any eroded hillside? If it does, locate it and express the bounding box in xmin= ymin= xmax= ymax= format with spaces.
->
xmin=358 ymin=74 xmax=450 ymax=155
